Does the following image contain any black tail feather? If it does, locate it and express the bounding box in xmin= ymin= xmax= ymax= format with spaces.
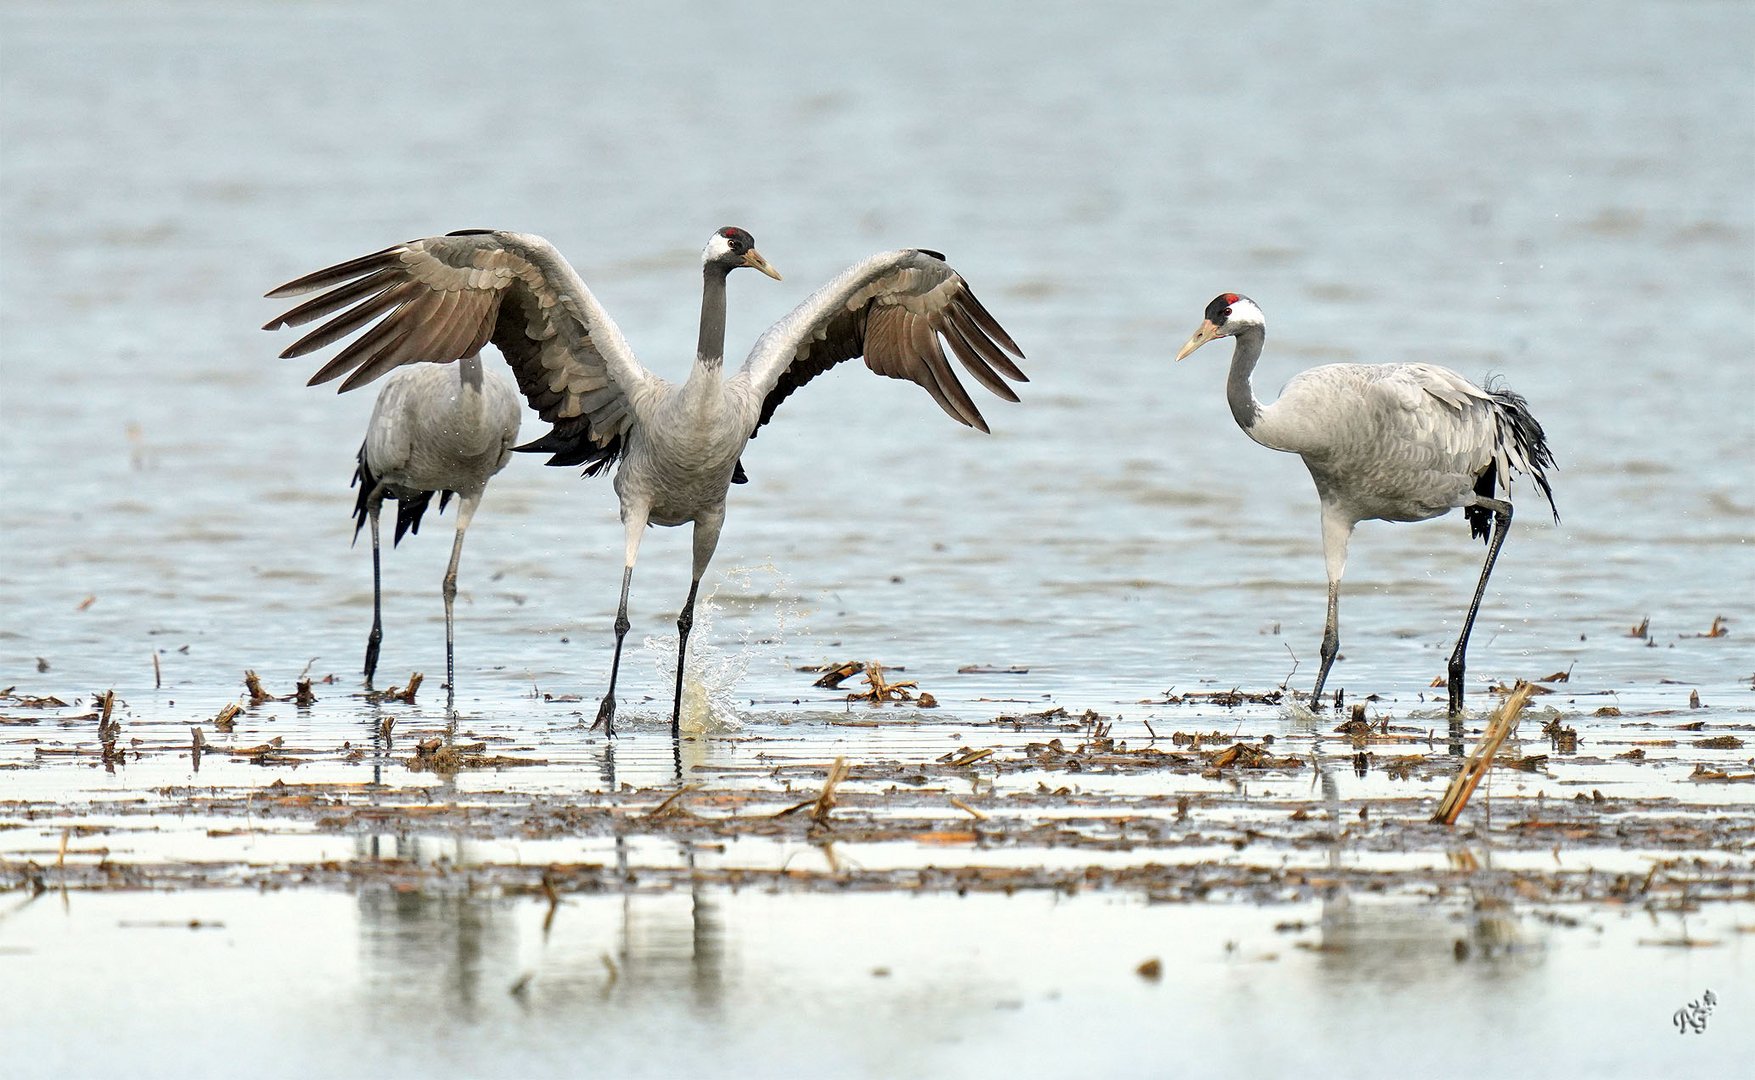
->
xmin=512 ymin=422 xmax=748 ymax=482
xmin=352 ymin=440 xmax=450 ymax=548
xmin=1489 ymin=384 xmax=1559 ymax=520
xmin=1468 ymin=383 xmax=1559 ymax=544
xmin=1465 ymin=461 xmax=1497 ymax=543
xmin=392 ymin=490 xmax=438 ymax=545
xmin=350 ymin=441 xmax=376 ymax=542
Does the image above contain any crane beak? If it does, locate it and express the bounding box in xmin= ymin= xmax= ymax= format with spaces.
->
xmin=743 ymin=249 xmax=783 ymax=281
xmin=1175 ymin=320 xmax=1220 ymax=361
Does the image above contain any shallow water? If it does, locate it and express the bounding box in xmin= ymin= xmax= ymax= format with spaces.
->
xmin=5 ymin=887 xmax=1750 ymax=1079
xmin=2 ymin=0 xmax=1753 ymax=1075
xmin=6 ymin=686 xmax=1754 ymax=1077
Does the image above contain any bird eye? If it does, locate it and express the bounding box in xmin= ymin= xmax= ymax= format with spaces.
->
xmin=1221 ymin=307 xmax=1233 ymax=319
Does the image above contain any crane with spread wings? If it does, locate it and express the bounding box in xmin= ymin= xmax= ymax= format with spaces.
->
xmin=266 ymin=227 xmax=1027 ymax=737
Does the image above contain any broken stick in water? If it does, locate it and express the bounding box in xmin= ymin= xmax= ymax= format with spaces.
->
xmin=811 ymin=661 xmax=864 ymax=689
xmin=647 ymin=784 xmax=700 ymax=820
xmin=776 ymin=756 xmax=850 ymax=822
xmin=1432 ymin=681 xmax=1536 ymax=826
xmin=849 ymin=663 xmax=918 ymax=704
xmin=811 ymin=757 xmax=850 ymax=824
xmin=381 ymin=673 xmax=422 ymax=705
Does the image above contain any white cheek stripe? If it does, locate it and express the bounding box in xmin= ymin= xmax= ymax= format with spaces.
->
xmin=1228 ymin=298 xmax=1265 ymax=328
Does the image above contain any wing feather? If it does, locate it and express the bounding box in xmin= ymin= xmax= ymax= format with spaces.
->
xmin=309 ymin=303 xmax=417 ymax=386
xmin=264 ymin=246 xmax=403 ymax=300
xmin=906 ymin=309 xmax=985 ymax=430
xmin=731 ymin=249 xmax=1026 ymax=436
xmin=957 ymin=286 xmax=1025 ymax=369
xmin=941 ymin=308 xmax=1021 ymax=403
xmin=266 ymin=267 xmax=399 ymax=334
xmin=341 ymin=288 xmax=461 ymax=392
xmin=280 ymin=279 xmax=416 ymax=361
xmin=266 ymin=231 xmax=655 ymax=471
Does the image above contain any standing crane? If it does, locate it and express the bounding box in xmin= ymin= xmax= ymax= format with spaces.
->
xmin=336 ymin=357 xmax=520 ymax=708
xmin=1175 ymin=293 xmax=1556 ymax=718
xmin=264 ymin=227 xmax=1027 ymax=738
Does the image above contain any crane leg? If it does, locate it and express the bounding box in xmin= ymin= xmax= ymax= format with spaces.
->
xmin=1309 ymin=508 xmax=1354 ymax=710
xmin=672 ymin=579 xmax=700 ymax=739
xmin=364 ymin=494 xmax=386 ymax=685
xmin=671 ymin=507 xmax=724 ymax=740
xmin=596 ymin=568 xmax=635 ymax=738
xmin=595 ymin=504 xmax=649 ymax=738
xmin=1448 ymin=498 xmax=1513 ymax=718
xmin=440 ymin=494 xmax=481 ymax=716
xmin=1311 ymin=579 xmax=1341 ymax=708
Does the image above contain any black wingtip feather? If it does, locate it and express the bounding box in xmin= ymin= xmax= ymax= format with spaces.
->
xmin=958 ymin=285 xmax=1026 ymax=363
xmin=1489 ymin=384 xmax=1560 ymax=524
xmin=1467 ymin=384 xmax=1560 ymax=543
xmin=264 ymin=246 xmax=402 ymax=299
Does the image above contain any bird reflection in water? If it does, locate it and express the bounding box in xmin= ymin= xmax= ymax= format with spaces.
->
xmin=1305 ymin=730 xmax=1533 ymax=987
xmin=351 ymin=830 xmax=727 ymax=1019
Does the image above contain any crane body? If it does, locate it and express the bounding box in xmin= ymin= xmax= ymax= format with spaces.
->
xmin=349 ymin=354 xmax=521 ymax=707
xmin=1178 ymin=294 xmax=1556 ymax=717
xmin=268 ymin=228 xmax=1026 ymax=737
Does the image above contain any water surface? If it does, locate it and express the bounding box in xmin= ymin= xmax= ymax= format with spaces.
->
xmin=1 ymin=1 xmax=1752 ymax=1076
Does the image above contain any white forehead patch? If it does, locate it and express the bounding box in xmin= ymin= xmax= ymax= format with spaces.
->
xmin=1227 ymin=297 xmax=1265 ymax=324
xmin=703 ymin=233 xmax=735 ymax=262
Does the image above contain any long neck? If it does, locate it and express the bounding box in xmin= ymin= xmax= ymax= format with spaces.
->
xmin=1225 ymin=327 xmax=1307 ymax=454
xmin=696 ymin=266 xmax=730 ymax=371
xmin=447 ymin=353 xmax=495 ymax=451
xmin=1225 ymin=327 xmax=1265 ymax=432
xmin=459 ymin=352 xmax=485 ymax=393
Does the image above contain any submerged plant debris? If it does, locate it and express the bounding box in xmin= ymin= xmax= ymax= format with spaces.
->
xmin=3 ymin=676 xmax=1752 ymax=912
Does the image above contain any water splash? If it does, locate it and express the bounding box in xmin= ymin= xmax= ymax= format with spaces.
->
xmin=642 ymin=562 xmax=804 ymax=736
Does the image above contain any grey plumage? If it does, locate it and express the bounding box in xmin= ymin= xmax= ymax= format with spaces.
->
xmin=266 ymin=227 xmax=1027 ymax=737
xmin=297 ymin=347 xmax=519 ymax=704
xmin=1176 ymin=294 xmax=1556 ymax=719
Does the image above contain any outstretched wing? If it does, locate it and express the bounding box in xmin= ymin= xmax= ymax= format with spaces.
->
xmin=264 ymin=230 xmax=657 ymax=474
xmin=730 ymin=249 xmax=1027 ymax=436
